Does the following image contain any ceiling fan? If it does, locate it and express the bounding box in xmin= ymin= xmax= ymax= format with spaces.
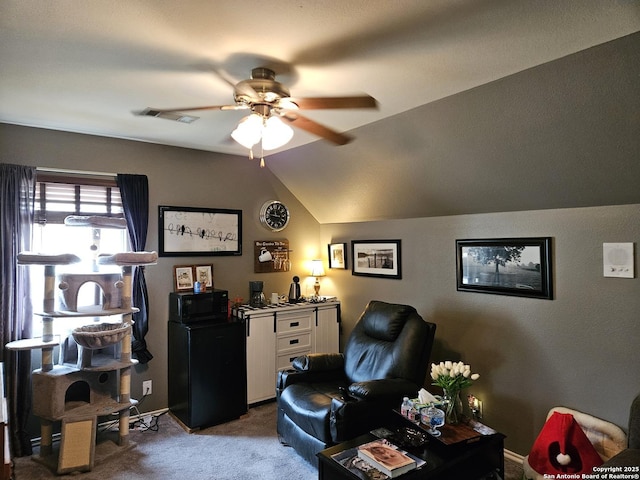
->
xmin=140 ymin=67 xmax=377 ymax=166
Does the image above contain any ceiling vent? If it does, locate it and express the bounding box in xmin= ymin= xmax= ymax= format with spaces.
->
xmin=141 ymin=108 xmax=198 ymax=124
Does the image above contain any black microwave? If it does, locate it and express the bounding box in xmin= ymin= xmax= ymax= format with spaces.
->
xmin=169 ymin=289 xmax=228 ymax=324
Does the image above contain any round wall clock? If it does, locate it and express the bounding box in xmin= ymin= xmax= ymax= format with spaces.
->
xmin=259 ymin=200 xmax=290 ymax=232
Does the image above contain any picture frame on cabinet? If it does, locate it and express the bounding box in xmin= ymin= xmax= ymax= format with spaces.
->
xmin=328 ymin=243 xmax=348 ymax=269
xmin=352 ymin=240 xmax=402 ymax=279
xmin=456 ymin=237 xmax=553 ymax=299
xmin=174 ymin=265 xmax=194 ymax=292
xmin=194 ymin=264 xmax=214 ymax=289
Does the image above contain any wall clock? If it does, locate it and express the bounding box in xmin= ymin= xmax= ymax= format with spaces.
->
xmin=259 ymin=200 xmax=290 ymax=232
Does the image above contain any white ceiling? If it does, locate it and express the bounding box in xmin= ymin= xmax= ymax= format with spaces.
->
xmin=1 ymin=0 xmax=639 ymax=157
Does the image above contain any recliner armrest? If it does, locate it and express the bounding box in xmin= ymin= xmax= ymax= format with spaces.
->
xmin=348 ymin=378 xmax=419 ymax=402
xmin=292 ymin=352 xmax=344 ymax=372
xmin=276 ymin=365 xmax=347 ymax=393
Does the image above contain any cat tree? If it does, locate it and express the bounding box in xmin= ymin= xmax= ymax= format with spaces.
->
xmin=6 ymin=250 xmax=157 ymax=474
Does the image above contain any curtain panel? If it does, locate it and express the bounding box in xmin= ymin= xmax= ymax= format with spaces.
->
xmin=0 ymin=163 xmax=36 ymax=456
xmin=116 ymin=174 xmax=153 ymax=363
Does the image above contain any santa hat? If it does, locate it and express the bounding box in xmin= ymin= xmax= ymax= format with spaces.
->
xmin=528 ymin=411 xmax=603 ymax=475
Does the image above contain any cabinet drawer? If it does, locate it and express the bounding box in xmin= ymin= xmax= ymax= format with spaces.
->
xmin=277 ymin=332 xmax=312 ymax=354
xmin=277 ymin=350 xmax=311 ymax=371
xmin=277 ymin=313 xmax=312 ymax=334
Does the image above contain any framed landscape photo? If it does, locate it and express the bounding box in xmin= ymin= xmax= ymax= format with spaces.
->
xmin=174 ymin=265 xmax=194 ymax=292
xmin=352 ymin=240 xmax=402 ymax=279
xmin=456 ymin=237 xmax=553 ymax=299
xmin=328 ymin=243 xmax=347 ymax=269
xmin=158 ymin=205 xmax=242 ymax=257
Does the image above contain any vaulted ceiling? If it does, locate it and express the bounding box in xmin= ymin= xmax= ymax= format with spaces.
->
xmin=1 ymin=1 xmax=639 ymax=223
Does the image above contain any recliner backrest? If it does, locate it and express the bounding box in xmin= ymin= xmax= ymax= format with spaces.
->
xmin=343 ymin=300 xmax=435 ymax=385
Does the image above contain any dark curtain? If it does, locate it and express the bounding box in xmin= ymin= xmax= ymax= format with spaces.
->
xmin=0 ymin=163 xmax=36 ymax=456
xmin=116 ymin=174 xmax=153 ymax=363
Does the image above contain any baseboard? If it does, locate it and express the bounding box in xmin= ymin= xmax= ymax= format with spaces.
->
xmin=29 ymin=407 xmax=169 ymax=448
xmin=504 ymin=448 xmax=524 ymax=464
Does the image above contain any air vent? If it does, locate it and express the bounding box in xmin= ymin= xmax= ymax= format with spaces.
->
xmin=141 ymin=108 xmax=198 ymax=124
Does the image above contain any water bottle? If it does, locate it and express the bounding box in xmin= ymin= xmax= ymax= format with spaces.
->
xmin=401 ymin=397 xmax=411 ymax=417
xmin=409 ymin=404 xmax=421 ymax=424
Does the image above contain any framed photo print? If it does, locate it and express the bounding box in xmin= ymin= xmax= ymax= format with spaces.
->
xmin=174 ymin=265 xmax=194 ymax=292
xmin=158 ymin=205 xmax=242 ymax=257
xmin=352 ymin=240 xmax=402 ymax=279
xmin=328 ymin=243 xmax=347 ymax=269
xmin=456 ymin=237 xmax=553 ymax=299
xmin=194 ymin=264 xmax=214 ymax=289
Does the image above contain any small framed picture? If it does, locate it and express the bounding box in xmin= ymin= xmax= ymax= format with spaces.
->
xmin=328 ymin=243 xmax=348 ymax=269
xmin=194 ymin=264 xmax=214 ymax=289
xmin=174 ymin=265 xmax=194 ymax=292
xmin=352 ymin=240 xmax=402 ymax=279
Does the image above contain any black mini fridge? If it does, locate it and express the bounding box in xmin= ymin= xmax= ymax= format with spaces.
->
xmin=168 ymin=320 xmax=247 ymax=430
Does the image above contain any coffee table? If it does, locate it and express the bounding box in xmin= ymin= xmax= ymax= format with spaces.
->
xmin=317 ymin=415 xmax=505 ymax=480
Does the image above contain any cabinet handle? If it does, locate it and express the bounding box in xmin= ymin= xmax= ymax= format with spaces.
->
xmin=290 ymin=321 xmax=299 ymax=327
xmin=289 ymin=339 xmax=299 ymax=345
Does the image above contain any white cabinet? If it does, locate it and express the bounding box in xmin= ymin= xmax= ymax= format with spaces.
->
xmin=242 ymin=301 xmax=340 ymax=405
xmin=245 ymin=312 xmax=276 ymax=405
xmin=314 ymin=303 xmax=341 ymax=354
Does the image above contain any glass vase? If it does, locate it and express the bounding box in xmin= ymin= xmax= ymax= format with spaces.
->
xmin=443 ymin=389 xmax=463 ymax=425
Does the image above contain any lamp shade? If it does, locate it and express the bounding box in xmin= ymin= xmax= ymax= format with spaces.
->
xmin=310 ymin=260 xmax=325 ymax=277
xmin=231 ymin=114 xmax=262 ymax=148
xmin=231 ymin=114 xmax=293 ymax=151
xmin=262 ymin=116 xmax=293 ymax=150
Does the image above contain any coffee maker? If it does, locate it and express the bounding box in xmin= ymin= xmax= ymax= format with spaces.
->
xmin=249 ymin=281 xmax=266 ymax=307
xmin=288 ymin=276 xmax=301 ymax=304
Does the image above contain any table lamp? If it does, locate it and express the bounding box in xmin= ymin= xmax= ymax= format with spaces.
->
xmin=310 ymin=260 xmax=326 ymax=297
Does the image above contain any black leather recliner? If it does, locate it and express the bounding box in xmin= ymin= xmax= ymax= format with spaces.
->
xmin=276 ymin=300 xmax=436 ymax=466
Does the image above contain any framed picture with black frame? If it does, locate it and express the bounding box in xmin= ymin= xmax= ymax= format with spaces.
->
xmin=351 ymin=240 xmax=402 ymax=279
xmin=456 ymin=237 xmax=553 ymax=299
xmin=328 ymin=243 xmax=347 ymax=269
xmin=158 ymin=205 xmax=242 ymax=257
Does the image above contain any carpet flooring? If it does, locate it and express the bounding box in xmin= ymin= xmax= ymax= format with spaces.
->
xmin=13 ymin=402 xmax=524 ymax=479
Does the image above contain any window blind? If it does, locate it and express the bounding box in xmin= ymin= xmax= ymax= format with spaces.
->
xmin=34 ymin=173 xmax=123 ymax=224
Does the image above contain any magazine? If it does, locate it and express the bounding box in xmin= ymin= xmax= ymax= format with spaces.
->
xmin=356 ymin=439 xmax=417 ymax=478
xmin=331 ymin=447 xmax=390 ymax=480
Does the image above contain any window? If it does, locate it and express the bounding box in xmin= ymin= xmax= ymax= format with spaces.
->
xmin=29 ymin=173 xmax=129 ymax=338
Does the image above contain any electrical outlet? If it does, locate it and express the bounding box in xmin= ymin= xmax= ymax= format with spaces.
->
xmin=143 ymin=380 xmax=152 ymax=395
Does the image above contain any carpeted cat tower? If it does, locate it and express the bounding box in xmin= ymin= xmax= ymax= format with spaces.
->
xmin=7 ymin=250 xmax=157 ymax=475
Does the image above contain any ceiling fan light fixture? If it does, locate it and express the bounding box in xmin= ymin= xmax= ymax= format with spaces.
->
xmin=231 ymin=113 xmax=293 ymax=152
xmin=261 ymin=116 xmax=293 ymax=150
xmin=231 ymin=113 xmax=262 ymax=148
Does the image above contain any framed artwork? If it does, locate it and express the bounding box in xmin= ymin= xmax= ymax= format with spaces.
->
xmin=174 ymin=265 xmax=194 ymax=292
xmin=456 ymin=237 xmax=553 ymax=299
xmin=158 ymin=205 xmax=242 ymax=257
xmin=328 ymin=243 xmax=347 ymax=269
xmin=253 ymin=240 xmax=291 ymax=273
xmin=194 ymin=264 xmax=214 ymax=289
xmin=352 ymin=240 xmax=402 ymax=279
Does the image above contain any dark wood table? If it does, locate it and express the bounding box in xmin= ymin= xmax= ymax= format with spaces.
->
xmin=317 ymin=414 xmax=505 ymax=480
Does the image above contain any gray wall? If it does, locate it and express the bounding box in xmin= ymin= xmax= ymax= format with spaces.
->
xmin=3 ymin=123 xmax=639 ymax=456
xmin=319 ymin=206 xmax=640 ymax=454
xmin=1 ymin=123 xmax=322 ymax=421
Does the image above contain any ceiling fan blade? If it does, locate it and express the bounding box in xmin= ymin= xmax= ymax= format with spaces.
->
xmin=286 ymin=95 xmax=377 ymax=110
xmin=148 ymin=104 xmax=247 ymax=113
xmin=282 ymin=112 xmax=352 ymax=146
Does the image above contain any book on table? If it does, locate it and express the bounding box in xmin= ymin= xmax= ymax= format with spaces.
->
xmin=356 ymin=439 xmax=417 ymax=478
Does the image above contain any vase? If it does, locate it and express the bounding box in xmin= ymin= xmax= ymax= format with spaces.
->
xmin=443 ymin=389 xmax=463 ymax=425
